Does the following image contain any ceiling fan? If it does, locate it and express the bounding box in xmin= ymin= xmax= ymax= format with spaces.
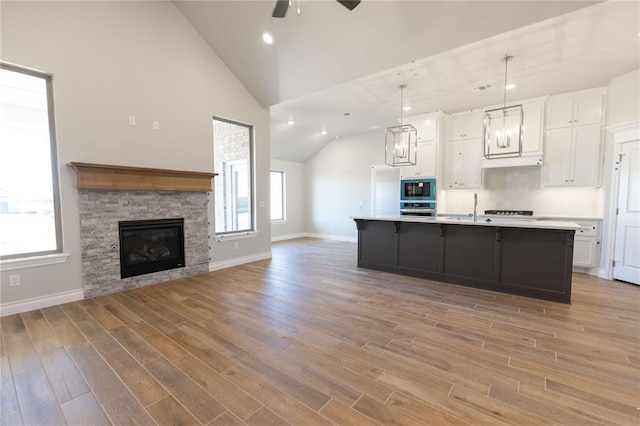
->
xmin=272 ymin=0 xmax=361 ymax=18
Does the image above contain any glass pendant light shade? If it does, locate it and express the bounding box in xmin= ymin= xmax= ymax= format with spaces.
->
xmin=483 ymin=55 xmax=523 ymax=159
xmin=385 ymin=84 xmax=417 ymax=167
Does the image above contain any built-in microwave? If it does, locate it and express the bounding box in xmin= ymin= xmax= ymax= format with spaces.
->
xmin=400 ymin=178 xmax=436 ymax=201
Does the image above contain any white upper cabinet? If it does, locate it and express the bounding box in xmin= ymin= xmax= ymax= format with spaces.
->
xmin=444 ymin=138 xmax=482 ymax=189
xmin=400 ymin=112 xmax=440 ymax=178
xmin=446 ymin=112 xmax=484 ymax=140
xmin=542 ymin=88 xmax=606 ymax=187
xmin=546 ymin=92 xmax=604 ymax=129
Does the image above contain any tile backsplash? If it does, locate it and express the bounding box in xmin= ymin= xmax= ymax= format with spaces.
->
xmin=441 ymin=166 xmax=604 ymax=217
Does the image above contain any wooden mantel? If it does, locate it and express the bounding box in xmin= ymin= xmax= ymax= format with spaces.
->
xmin=68 ymin=162 xmax=217 ymax=192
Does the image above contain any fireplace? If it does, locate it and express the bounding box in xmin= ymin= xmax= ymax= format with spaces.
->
xmin=119 ymin=218 xmax=185 ymax=278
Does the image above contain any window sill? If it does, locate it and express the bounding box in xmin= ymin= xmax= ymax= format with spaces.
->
xmin=1 ymin=253 xmax=70 ymax=272
xmin=215 ymin=231 xmax=259 ymax=242
xmin=271 ymin=220 xmax=287 ymax=225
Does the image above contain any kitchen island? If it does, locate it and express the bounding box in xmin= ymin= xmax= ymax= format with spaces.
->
xmin=353 ymin=216 xmax=580 ymax=303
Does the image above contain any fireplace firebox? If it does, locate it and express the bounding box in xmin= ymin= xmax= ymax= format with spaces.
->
xmin=119 ymin=218 xmax=185 ymax=278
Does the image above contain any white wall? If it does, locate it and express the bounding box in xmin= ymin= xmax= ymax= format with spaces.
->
xmin=305 ymin=130 xmax=385 ymax=240
xmin=600 ymin=68 xmax=640 ymax=277
xmin=0 ymin=1 xmax=270 ymax=311
xmin=606 ymin=69 xmax=640 ymax=126
xmin=270 ymin=159 xmax=306 ymax=240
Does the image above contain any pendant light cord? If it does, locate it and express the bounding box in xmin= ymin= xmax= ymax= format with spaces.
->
xmin=399 ymin=84 xmax=406 ymax=126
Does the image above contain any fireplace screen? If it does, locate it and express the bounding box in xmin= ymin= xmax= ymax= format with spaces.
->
xmin=118 ymin=218 xmax=185 ymax=278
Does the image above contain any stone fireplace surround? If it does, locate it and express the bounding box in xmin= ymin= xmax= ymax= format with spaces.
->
xmin=69 ymin=163 xmax=216 ymax=298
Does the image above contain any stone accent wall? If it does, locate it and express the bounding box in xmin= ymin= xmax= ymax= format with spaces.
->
xmin=78 ymin=189 xmax=209 ymax=298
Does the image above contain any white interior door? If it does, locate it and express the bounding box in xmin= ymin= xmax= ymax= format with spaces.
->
xmin=372 ymin=166 xmax=400 ymax=217
xmin=613 ymin=140 xmax=640 ymax=285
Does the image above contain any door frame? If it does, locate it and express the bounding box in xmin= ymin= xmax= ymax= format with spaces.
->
xmin=601 ymin=120 xmax=640 ymax=280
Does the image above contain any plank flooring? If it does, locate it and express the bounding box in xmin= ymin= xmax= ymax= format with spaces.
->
xmin=1 ymin=238 xmax=639 ymax=425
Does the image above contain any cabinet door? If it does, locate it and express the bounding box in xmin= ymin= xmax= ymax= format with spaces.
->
xmin=573 ymin=94 xmax=603 ymax=126
xmin=415 ymin=116 xmax=437 ymax=141
xmin=462 ymin=138 xmax=482 ymax=188
xmin=573 ymin=236 xmax=599 ymax=268
xmin=463 ymin=114 xmax=485 ymax=140
xmin=521 ymin=101 xmax=543 ymax=154
xmin=542 ymin=128 xmax=572 ymax=186
xmin=545 ymin=98 xmax=574 ymax=129
xmin=570 ymin=124 xmax=601 ymax=186
xmin=444 ymin=141 xmax=462 ymax=188
xmin=416 ymin=141 xmax=436 ymax=177
xmin=447 ymin=117 xmax=466 ymax=140
xmin=399 ymin=164 xmax=417 ymax=179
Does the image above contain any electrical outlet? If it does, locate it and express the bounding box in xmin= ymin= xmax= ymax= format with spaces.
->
xmin=152 ymin=120 xmax=160 ymax=130
xmin=128 ymin=115 xmax=136 ymax=126
xmin=233 ymin=242 xmax=239 ymax=250
xmin=9 ymin=274 xmax=20 ymax=287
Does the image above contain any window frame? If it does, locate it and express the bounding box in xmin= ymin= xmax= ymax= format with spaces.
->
xmin=0 ymin=61 xmax=63 ymax=260
xmin=212 ymin=116 xmax=255 ymax=237
xmin=270 ymin=169 xmax=286 ymax=223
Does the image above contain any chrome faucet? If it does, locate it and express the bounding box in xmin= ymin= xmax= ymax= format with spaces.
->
xmin=473 ymin=193 xmax=478 ymax=222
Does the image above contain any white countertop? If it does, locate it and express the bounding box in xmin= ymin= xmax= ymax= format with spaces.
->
xmin=353 ymin=215 xmax=581 ymax=231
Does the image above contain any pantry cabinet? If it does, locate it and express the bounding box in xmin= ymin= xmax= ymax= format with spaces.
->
xmin=400 ymin=113 xmax=439 ymax=178
xmin=444 ymin=139 xmax=482 ymax=189
xmin=542 ymin=88 xmax=605 ymax=187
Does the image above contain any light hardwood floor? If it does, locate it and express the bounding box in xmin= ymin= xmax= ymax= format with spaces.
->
xmin=1 ymin=238 xmax=639 ymax=425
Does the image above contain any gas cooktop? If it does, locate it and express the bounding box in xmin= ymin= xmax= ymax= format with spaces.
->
xmin=484 ymin=210 xmax=534 ymax=216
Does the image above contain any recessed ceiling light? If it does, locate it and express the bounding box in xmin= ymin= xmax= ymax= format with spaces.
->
xmin=370 ymin=125 xmax=381 ymax=130
xmin=262 ymin=32 xmax=273 ymax=44
xmin=402 ymin=106 xmax=412 ymax=112
xmin=505 ymin=83 xmax=516 ymax=90
xmin=321 ymin=130 xmax=327 ymax=135
xmin=287 ymin=120 xmax=295 ymax=125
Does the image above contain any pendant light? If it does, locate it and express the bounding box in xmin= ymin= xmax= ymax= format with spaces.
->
xmin=385 ymin=84 xmax=417 ymax=167
xmin=483 ymin=54 xmax=523 ymax=159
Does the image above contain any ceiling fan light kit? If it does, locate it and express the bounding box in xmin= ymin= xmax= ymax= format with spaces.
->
xmin=385 ymin=84 xmax=417 ymax=167
xmin=272 ymin=0 xmax=361 ymax=18
xmin=483 ymin=54 xmax=524 ymax=159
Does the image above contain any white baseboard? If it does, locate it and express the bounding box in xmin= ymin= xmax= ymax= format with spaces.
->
xmin=597 ymin=268 xmax=610 ymax=280
xmin=209 ymin=251 xmax=272 ymax=272
xmin=0 ymin=289 xmax=84 ymax=317
xmin=303 ymin=233 xmax=357 ymax=243
xmin=271 ymin=233 xmax=306 ymax=242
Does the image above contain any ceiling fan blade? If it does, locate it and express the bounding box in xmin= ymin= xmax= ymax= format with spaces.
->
xmin=337 ymin=0 xmax=361 ymax=11
xmin=272 ymin=0 xmax=289 ymax=18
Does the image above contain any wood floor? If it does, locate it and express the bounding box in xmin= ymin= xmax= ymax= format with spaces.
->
xmin=1 ymin=238 xmax=639 ymax=425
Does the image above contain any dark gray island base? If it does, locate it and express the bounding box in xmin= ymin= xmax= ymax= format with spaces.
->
xmin=353 ymin=217 xmax=578 ymax=303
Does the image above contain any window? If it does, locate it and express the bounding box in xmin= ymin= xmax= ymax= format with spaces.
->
xmin=270 ymin=170 xmax=285 ymax=221
xmin=0 ymin=63 xmax=62 ymax=259
xmin=213 ymin=117 xmax=254 ymax=235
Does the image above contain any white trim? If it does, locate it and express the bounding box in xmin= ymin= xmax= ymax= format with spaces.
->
xmin=271 ymin=233 xmax=306 ymax=242
xmin=303 ymin=233 xmax=357 ymax=243
xmin=606 ymin=120 xmax=640 ymax=144
xmin=598 ymin=268 xmax=609 ymax=279
xmin=0 ymin=253 xmax=70 ymax=272
xmin=0 ymin=288 xmax=83 ymax=317
xmin=215 ymin=231 xmax=258 ymax=242
xmin=209 ymin=251 xmax=272 ymax=272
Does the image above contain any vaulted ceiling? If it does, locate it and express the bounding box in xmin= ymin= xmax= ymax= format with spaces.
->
xmin=175 ymin=1 xmax=640 ymax=162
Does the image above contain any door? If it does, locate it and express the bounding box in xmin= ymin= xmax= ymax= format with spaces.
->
xmin=613 ymin=140 xmax=640 ymax=285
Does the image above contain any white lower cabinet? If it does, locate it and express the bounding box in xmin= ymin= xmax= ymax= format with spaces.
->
xmin=574 ymin=236 xmax=600 ymax=268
